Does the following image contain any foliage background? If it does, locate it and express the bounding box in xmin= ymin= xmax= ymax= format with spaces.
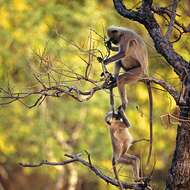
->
xmin=0 ymin=0 xmax=189 ymax=189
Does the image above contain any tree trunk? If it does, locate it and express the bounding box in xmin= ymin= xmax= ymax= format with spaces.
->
xmin=112 ymin=1 xmax=190 ymax=189
xmin=166 ymin=105 xmax=190 ymax=189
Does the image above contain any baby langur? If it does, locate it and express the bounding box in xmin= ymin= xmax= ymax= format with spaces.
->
xmin=105 ymin=111 xmax=140 ymax=180
xmin=98 ymin=26 xmax=148 ymax=110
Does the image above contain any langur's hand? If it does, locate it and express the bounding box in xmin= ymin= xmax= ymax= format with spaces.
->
xmin=103 ymin=59 xmax=109 ymax=65
xmin=97 ymin=57 xmax=103 ymax=63
xmin=105 ymin=40 xmax=112 ymax=49
xmin=100 ymin=71 xmax=109 ymax=77
xmin=100 ymin=72 xmax=104 ymax=77
xmin=97 ymin=57 xmax=109 ymax=65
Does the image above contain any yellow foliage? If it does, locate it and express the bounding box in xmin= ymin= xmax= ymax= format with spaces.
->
xmin=156 ymin=159 xmax=165 ymax=170
xmin=0 ymin=134 xmax=15 ymax=153
xmin=37 ymin=23 xmax=49 ymax=34
xmin=17 ymin=125 xmax=31 ymax=135
xmin=12 ymin=0 xmax=30 ymax=11
xmin=100 ymin=159 xmax=111 ymax=169
xmin=0 ymin=6 xmax=10 ymax=29
xmin=44 ymin=15 xmax=54 ymax=26
xmin=91 ymin=107 xmax=104 ymax=117
xmin=135 ymin=84 xmax=148 ymax=101
xmin=13 ymin=28 xmax=24 ymax=41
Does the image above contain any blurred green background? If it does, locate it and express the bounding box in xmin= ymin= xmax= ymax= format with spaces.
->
xmin=0 ymin=0 xmax=190 ymax=189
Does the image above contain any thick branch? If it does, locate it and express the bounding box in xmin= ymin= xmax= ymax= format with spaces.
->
xmin=112 ymin=0 xmax=142 ymax=22
xmin=113 ymin=0 xmax=190 ymax=77
xmin=141 ymin=0 xmax=153 ymax=11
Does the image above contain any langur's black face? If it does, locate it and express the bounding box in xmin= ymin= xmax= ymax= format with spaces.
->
xmin=110 ymin=36 xmax=119 ymax=45
xmin=107 ymin=30 xmax=120 ymax=45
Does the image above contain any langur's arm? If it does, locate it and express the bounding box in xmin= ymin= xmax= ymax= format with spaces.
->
xmin=104 ymin=48 xmax=125 ymax=65
xmin=104 ymin=41 xmax=128 ymax=65
xmin=104 ymin=51 xmax=125 ymax=65
xmin=110 ymin=46 xmax=119 ymax=52
xmin=105 ymin=40 xmax=119 ymax=52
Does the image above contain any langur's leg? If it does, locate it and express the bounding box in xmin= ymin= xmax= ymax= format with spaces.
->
xmin=117 ymin=66 xmax=142 ymax=110
xmin=118 ymin=154 xmax=140 ymax=180
xmin=112 ymin=156 xmax=116 ymax=166
xmin=118 ymin=106 xmax=131 ymax=127
xmin=112 ymin=156 xmax=124 ymax=190
xmin=114 ymin=60 xmax=122 ymax=78
xmin=106 ymin=60 xmax=122 ymax=87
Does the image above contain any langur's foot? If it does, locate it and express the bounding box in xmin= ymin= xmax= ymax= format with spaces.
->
xmin=119 ymin=101 xmax=128 ymax=111
xmin=107 ymin=79 xmax=116 ymax=87
xmin=108 ymin=75 xmax=116 ymax=84
xmin=104 ymin=77 xmax=117 ymax=88
xmin=112 ymin=157 xmax=116 ymax=165
xmin=118 ymin=106 xmax=131 ymax=128
xmin=134 ymin=177 xmax=152 ymax=189
xmin=135 ymin=176 xmax=151 ymax=184
xmin=134 ymin=177 xmax=146 ymax=182
xmin=122 ymin=104 xmax=127 ymax=110
xmin=178 ymin=97 xmax=186 ymax=105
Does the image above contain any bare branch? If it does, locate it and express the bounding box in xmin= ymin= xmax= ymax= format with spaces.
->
xmin=85 ymin=30 xmax=93 ymax=78
xmin=0 ymin=28 xmax=180 ymax=109
xmin=0 ymin=76 xmax=179 ymax=108
xmin=152 ymin=6 xmax=190 ymax=35
xmin=33 ymin=74 xmax=47 ymax=89
xmin=19 ymin=153 xmax=150 ymax=190
xmin=165 ymin=0 xmax=179 ymax=40
xmin=142 ymin=77 xmax=180 ymax=104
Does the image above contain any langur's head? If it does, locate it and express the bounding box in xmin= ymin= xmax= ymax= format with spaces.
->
xmin=107 ymin=26 xmax=123 ymax=45
xmin=105 ymin=111 xmax=122 ymax=125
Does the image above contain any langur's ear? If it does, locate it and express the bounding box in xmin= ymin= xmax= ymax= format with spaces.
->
xmin=105 ymin=111 xmax=113 ymax=125
xmin=106 ymin=120 xmax=111 ymax=125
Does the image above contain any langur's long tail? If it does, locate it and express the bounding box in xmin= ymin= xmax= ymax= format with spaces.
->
xmin=146 ymin=80 xmax=153 ymax=166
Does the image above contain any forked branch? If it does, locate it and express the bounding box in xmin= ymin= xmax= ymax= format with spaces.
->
xmin=19 ymin=153 xmax=151 ymax=190
xmin=0 ymin=76 xmax=179 ymax=107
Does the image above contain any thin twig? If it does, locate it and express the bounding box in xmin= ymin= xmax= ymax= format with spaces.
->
xmin=165 ymin=0 xmax=179 ymax=39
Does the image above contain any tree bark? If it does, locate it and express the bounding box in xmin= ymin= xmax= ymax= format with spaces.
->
xmin=166 ymin=123 xmax=190 ymax=189
xmin=166 ymin=103 xmax=190 ymax=189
